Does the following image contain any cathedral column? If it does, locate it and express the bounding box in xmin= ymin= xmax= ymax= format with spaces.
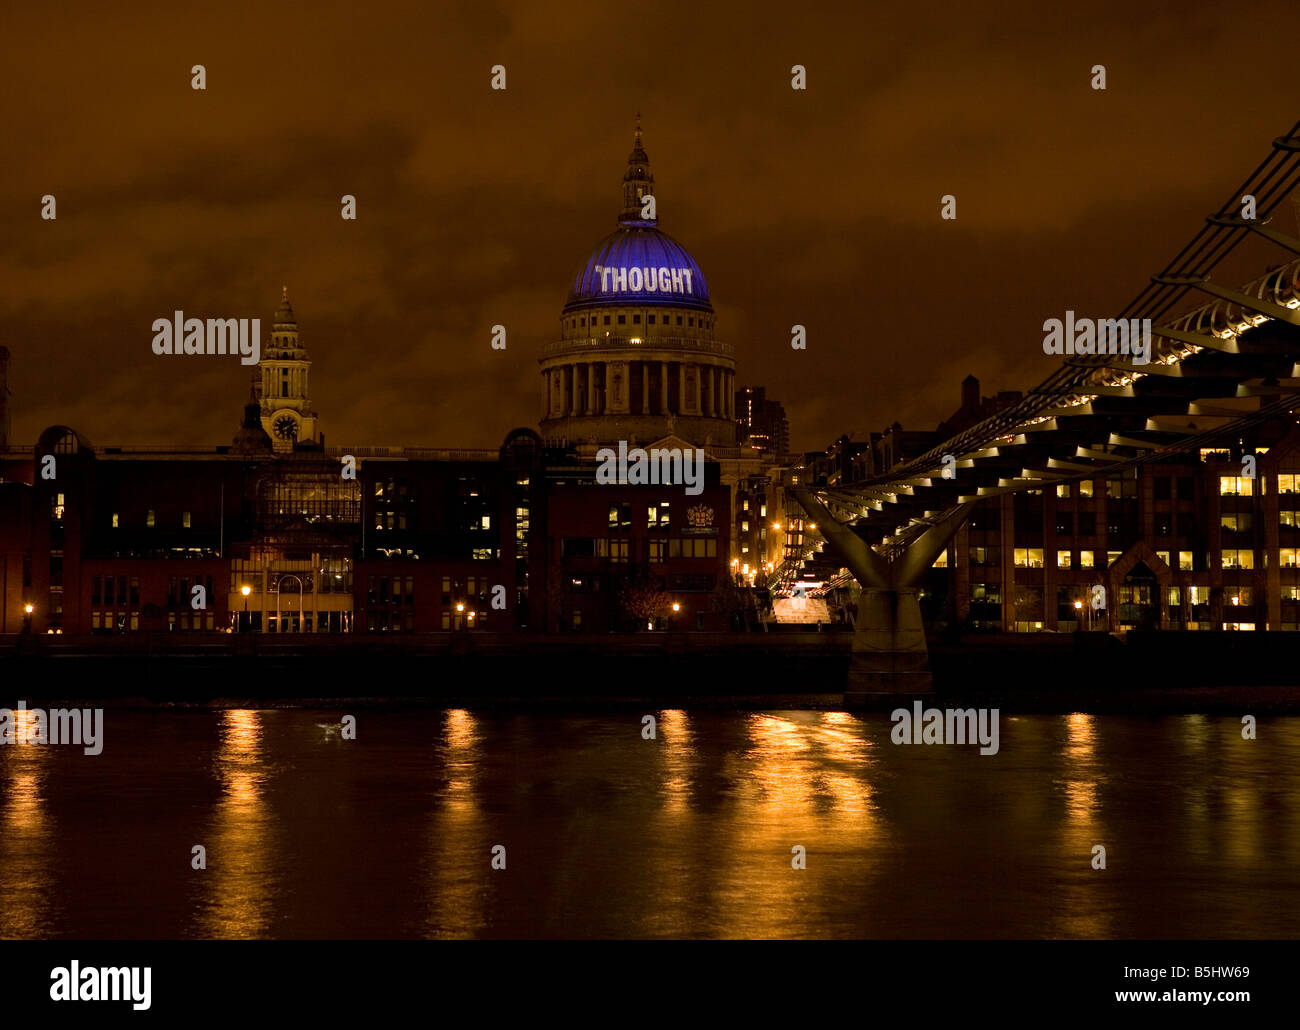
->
xmin=678 ymin=364 xmax=687 ymax=416
xmin=641 ymin=361 xmax=650 ymax=415
xmin=587 ymin=362 xmax=596 ymax=415
xmin=660 ymin=361 xmax=669 ymax=414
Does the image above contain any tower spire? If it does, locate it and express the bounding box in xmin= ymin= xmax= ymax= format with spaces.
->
xmin=275 ymin=285 xmax=296 ymax=327
xmin=619 ymin=115 xmax=655 ymax=225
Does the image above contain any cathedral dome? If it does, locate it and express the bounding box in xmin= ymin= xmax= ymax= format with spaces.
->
xmin=562 ymin=119 xmax=712 ymax=316
xmin=564 ymin=226 xmax=712 ymax=315
xmin=539 ymin=121 xmax=736 ymax=450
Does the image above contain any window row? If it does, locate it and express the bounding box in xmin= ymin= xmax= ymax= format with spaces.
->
xmin=562 ymin=536 xmax=717 ymax=561
xmin=566 ymin=313 xmax=715 ymax=330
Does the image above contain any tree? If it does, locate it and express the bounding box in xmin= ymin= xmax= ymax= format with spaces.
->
xmin=619 ymin=576 xmax=669 ymax=629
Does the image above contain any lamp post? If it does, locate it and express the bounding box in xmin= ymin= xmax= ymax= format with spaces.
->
xmin=23 ymin=602 xmax=33 ymax=634
xmin=240 ymin=585 xmax=251 ymax=632
xmin=1073 ymin=599 xmax=1083 ymax=632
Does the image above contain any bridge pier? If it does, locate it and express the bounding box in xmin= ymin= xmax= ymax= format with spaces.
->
xmin=847 ymin=586 xmax=932 ymax=705
xmin=788 ymin=485 xmax=970 ymax=706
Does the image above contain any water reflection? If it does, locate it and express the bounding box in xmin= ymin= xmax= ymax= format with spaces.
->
xmin=1051 ymin=712 xmax=1111 ymax=938
xmin=2 ymin=708 xmax=1298 ymax=939
xmin=196 ymin=710 xmax=274 ymax=939
xmin=0 ymin=709 xmax=54 ymax=939
xmin=704 ymin=712 xmax=880 ymax=938
xmin=424 ymin=708 xmax=487 ymax=937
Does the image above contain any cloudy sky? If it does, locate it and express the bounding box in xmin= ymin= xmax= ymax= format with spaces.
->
xmin=3 ymin=0 xmax=1299 ymax=452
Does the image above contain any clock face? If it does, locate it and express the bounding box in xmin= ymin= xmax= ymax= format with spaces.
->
xmin=274 ymin=415 xmax=299 ymax=440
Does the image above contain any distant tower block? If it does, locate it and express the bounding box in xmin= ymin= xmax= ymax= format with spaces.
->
xmin=0 ymin=346 xmax=11 ymax=449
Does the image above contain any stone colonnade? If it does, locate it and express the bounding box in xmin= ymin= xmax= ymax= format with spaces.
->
xmin=542 ymin=360 xmax=735 ymax=420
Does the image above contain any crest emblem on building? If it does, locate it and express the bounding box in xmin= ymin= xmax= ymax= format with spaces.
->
xmin=687 ymin=504 xmax=714 ymax=528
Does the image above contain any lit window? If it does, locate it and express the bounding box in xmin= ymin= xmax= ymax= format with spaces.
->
xmin=1077 ymin=480 xmax=1094 ymax=498
xmin=1179 ymin=551 xmax=1193 ymax=571
xmin=146 ymin=510 xmax=156 ymax=527
xmin=1056 ymin=483 xmax=1070 ymax=498
xmin=1013 ymin=548 xmax=1043 ymax=568
xmin=1107 ymin=551 xmax=1121 ymax=566
xmin=1221 ymin=549 xmax=1255 ymax=570
xmin=183 ymin=511 xmax=192 ymax=528
xmin=1079 ymin=551 xmax=1096 ymax=569
xmin=1056 ymin=550 xmax=1072 ymax=569
xmin=1282 ymin=548 xmax=1299 ymax=568
xmin=1220 ymin=476 xmax=1253 ymax=496
xmin=111 ymin=513 xmax=119 ymax=528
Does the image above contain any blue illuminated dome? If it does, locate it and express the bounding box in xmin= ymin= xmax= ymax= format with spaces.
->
xmin=565 ymin=226 xmax=712 ymax=314
xmin=540 ymin=122 xmax=736 ymax=449
xmin=563 ymin=121 xmax=712 ymax=316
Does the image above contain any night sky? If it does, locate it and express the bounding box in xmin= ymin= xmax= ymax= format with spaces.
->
xmin=4 ymin=0 xmax=1298 ymax=453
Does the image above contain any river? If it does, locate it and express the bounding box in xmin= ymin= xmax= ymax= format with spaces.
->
xmin=2 ymin=707 xmax=1296 ymax=938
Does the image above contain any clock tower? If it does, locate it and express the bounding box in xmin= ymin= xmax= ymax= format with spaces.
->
xmin=260 ymin=287 xmax=320 ymax=449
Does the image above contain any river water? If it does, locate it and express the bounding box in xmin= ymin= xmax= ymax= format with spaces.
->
xmin=2 ymin=707 xmax=1297 ymax=938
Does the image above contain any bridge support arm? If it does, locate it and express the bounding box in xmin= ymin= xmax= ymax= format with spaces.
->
xmin=788 ymin=486 xmax=891 ymax=588
xmin=891 ymin=503 xmax=975 ymax=586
